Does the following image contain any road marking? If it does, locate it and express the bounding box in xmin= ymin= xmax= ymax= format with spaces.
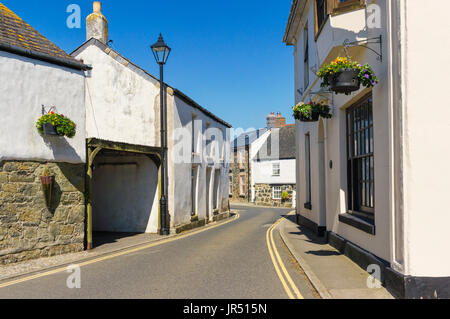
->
xmin=266 ymin=217 xmax=304 ymax=299
xmin=0 ymin=213 xmax=240 ymax=289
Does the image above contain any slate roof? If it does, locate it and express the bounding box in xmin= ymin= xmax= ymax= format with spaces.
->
xmin=256 ymin=125 xmax=296 ymax=161
xmin=233 ymin=128 xmax=268 ymax=149
xmin=0 ymin=3 xmax=88 ymax=70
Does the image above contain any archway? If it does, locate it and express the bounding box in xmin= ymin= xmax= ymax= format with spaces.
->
xmin=86 ymin=139 xmax=162 ymax=249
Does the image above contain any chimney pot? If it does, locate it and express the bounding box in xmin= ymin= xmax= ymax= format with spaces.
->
xmin=87 ymin=1 xmax=108 ymax=44
xmin=93 ymin=1 xmax=101 ymax=13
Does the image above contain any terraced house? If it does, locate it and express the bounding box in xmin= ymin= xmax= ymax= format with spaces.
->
xmin=284 ymin=0 xmax=450 ymax=298
xmin=0 ymin=3 xmax=89 ymax=264
xmin=0 ymin=1 xmax=232 ymax=264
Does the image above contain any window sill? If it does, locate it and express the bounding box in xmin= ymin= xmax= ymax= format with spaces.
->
xmin=304 ymin=202 xmax=312 ymax=210
xmin=339 ymin=213 xmax=376 ymax=235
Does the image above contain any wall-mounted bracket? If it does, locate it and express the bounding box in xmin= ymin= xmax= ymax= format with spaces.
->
xmin=343 ymin=35 xmax=383 ymax=62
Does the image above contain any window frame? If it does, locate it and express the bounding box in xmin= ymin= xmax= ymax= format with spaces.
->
xmin=305 ymin=133 xmax=312 ymax=208
xmin=239 ymin=148 xmax=246 ymax=169
xmin=272 ymin=186 xmax=282 ymax=200
xmin=346 ymin=93 xmax=375 ymax=222
xmin=332 ymin=0 xmax=365 ymax=14
xmin=239 ymin=175 xmax=246 ymax=196
xmin=303 ymin=24 xmax=309 ymax=89
xmin=272 ymin=162 xmax=281 ymax=177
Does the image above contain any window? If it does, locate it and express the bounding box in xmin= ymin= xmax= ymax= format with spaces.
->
xmin=272 ymin=163 xmax=281 ymax=176
xmin=303 ymin=25 xmax=309 ymax=89
xmin=191 ymin=166 xmax=198 ymax=216
xmin=229 ymin=175 xmax=233 ymax=195
xmin=333 ymin=0 xmax=364 ymax=12
xmin=239 ymin=148 xmax=246 ymax=169
xmin=346 ymin=94 xmax=374 ymax=221
xmin=305 ymin=134 xmax=311 ymax=206
xmin=315 ymin=0 xmax=328 ymax=36
xmin=273 ymin=186 xmax=282 ymax=200
xmin=239 ymin=175 xmax=246 ymax=196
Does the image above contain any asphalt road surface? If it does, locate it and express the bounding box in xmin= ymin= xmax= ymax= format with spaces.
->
xmin=0 ymin=205 xmax=319 ymax=299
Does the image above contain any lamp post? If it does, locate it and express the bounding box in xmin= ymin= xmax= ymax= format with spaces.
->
xmin=151 ymin=33 xmax=171 ymax=236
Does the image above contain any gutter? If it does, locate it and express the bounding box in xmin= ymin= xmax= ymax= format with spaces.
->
xmin=173 ymin=89 xmax=232 ymax=128
xmin=0 ymin=42 xmax=92 ymax=71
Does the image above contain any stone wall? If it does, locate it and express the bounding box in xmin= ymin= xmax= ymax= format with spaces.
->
xmin=255 ymin=183 xmax=295 ymax=208
xmin=0 ymin=161 xmax=85 ymax=265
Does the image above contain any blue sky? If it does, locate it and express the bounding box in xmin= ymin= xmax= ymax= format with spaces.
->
xmin=2 ymin=0 xmax=294 ymax=129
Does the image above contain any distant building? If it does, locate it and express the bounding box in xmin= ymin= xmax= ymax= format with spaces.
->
xmin=229 ymin=129 xmax=269 ymax=203
xmin=253 ymin=125 xmax=296 ymax=208
xmin=266 ymin=112 xmax=286 ymax=129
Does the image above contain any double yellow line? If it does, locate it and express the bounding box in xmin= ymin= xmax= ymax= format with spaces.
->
xmin=266 ymin=218 xmax=303 ymax=299
xmin=0 ymin=213 xmax=240 ymax=289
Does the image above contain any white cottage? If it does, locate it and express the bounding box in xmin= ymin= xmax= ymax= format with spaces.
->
xmin=283 ymin=0 xmax=450 ymax=298
xmin=252 ymin=125 xmax=296 ymax=208
xmin=0 ymin=3 xmax=89 ymax=264
xmin=71 ymin=2 xmax=231 ymax=248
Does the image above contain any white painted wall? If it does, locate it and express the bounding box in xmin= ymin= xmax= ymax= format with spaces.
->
xmin=290 ymin=0 xmax=450 ymax=278
xmin=74 ymin=44 xmax=160 ymax=147
xmin=92 ymin=154 xmax=159 ymax=233
xmin=169 ymin=94 xmax=230 ymax=227
xmin=292 ymin=1 xmax=392 ymax=262
xmin=399 ymin=0 xmax=450 ymax=277
xmin=253 ymin=159 xmax=296 ymax=185
xmin=0 ymin=51 xmax=86 ymax=163
xmin=74 ymin=42 xmax=231 ymax=233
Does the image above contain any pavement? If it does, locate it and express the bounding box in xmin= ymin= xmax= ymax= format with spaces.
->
xmin=277 ymin=213 xmax=394 ymax=299
xmin=0 ymin=205 xmax=394 ymax=299
xmin=0 ymin=206 xmax=319 ymax=299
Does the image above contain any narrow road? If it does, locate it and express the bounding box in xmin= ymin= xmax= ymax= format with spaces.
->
xmin=0 ymin=205 xmax=319 ymax=299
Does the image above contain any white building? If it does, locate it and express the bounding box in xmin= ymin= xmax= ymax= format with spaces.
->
xmin=283 ymin=0 xmax=450 ymax=298
xmin=0 ymin=3 xmax=89 ymax=264
xmin=252 ymin=125 xmax=296 ymax=208
xmin=71 ymin=2 xmax=231 ymax=248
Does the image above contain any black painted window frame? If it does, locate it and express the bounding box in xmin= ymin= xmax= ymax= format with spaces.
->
xmin=346 ymin=94 xmax=375 ymax=223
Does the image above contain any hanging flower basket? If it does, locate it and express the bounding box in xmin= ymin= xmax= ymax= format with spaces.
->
xmin=328 ymin=68 xmax=360 ymax=94
xmin=293 ymin=101 xmax=332 ymax=122
xmin=318 ymin=57 xmax=379 ymax=95
xmin=36 ymin=111 xmax=76 ymax=138
xmin=40 ymin=167 xmax=55 ymax=208
xmin=43 ymin=123 xmax=58 ymax=136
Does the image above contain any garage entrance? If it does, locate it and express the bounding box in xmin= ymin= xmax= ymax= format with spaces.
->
xmin=86 ymin=139 xmax=162 ymax=250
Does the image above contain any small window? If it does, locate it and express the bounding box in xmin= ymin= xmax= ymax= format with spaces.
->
xmin=239 ymin=175 xmax=246 ymax=196
xmin=273 ymin=186 xmax=282 ymax=200
xmin=315 ymin=0 xmax=328 ymax=36
xmin=239 ymin=148 xmax=246 ymax=169
xmin=305 ymin=133 xmax=311 ymax=205
xmin=272 ymin=163 xmax=281 ymax=176
xmin=303 ymin=24 xmax=309 ymax=89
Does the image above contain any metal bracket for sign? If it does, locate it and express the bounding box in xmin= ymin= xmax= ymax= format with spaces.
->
xmin=343 ymin=35 xmax=383 ymax=62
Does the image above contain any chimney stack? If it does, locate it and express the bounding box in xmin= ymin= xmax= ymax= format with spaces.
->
xmin=86 ymin=1 xmax=108 ymax=44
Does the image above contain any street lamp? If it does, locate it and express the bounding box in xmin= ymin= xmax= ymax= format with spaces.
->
xmin=151 ymin=33 xmax=171 ymax=236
